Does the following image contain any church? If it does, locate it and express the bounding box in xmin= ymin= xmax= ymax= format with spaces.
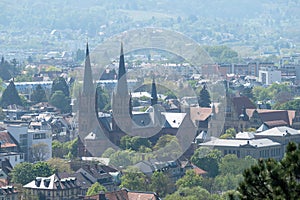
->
xmin=77 ymin=43 xmax=198 ymax=158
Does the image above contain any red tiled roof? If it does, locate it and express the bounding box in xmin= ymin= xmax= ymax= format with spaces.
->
xmin=247 ymin=109 xmax=296 ymax=126
xmin=0 ymin=131 xmax=18 ymax=148
xmin=264 ymin=120 xmax=289 ymax=128
xmin=190 ymin=107 xmax=212 ymax=121
xmin=192 ymin=164 xmax=207 ymax=175
xmin=128 ymin=192 xmax=158 ymax=200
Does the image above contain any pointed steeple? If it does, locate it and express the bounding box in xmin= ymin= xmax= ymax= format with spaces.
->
xmin=116 ymin=42 xmax=128 ymax=96
xmin=83 ymin=42 xmax=94 ymax=95
xmin=151 ymin=76 xmax=158 ymax=106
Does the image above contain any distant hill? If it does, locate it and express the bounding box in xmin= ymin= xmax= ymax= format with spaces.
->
xmin=1 ymin=0 xmax=300 ymax=52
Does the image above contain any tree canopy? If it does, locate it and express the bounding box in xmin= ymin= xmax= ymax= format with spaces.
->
xmin=10 ymin=162 xmax=54 ymax=185
xmin=119 ymin=167 xmax=147 ymax=191
xmin=30 ymin=84 xmax=47 ymax=103
xmin=51 ymin=77 xmax=70 ymax=97
xmin=198 ymin=84 xmax=211 ymax=107
xmin=191 ymin=147 xmax=221 ymax=177
xmin=0 ymin=81 xmax=22 ymax=107
xmin=49 ymin=90 xmax=71 ymax=113
xmin=86 ymin=182 xmax=107 ymax=196
xmin=238 ymin=142 xmax=300 ymax=200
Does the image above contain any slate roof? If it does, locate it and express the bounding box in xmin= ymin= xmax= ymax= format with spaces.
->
xmin=200 ymin=138 xmax=281 ymax=148
xmin=235 ymin=132 xmax=255 ymax=140
xmin=255 ymin=126 xmax=300 ymax=137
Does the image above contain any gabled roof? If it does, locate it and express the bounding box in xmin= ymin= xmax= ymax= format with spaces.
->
xmin=235 ymin=132 xmax=255 ymax=140
xmin=0 ymin=130 xmax=18 ymax=148
xmin=255 ymin=126 xmax=300 ymax=137
xmin=23 ymin=174 xmax=78 ymax=190
xmin=162 ymin=112 xmax=186 ymax=128
xmin=247 ymin=109 xmax=295 ymax=126
xmin=200 ymin=138 xmax=281 ymax=148
xmin=190 ymin=107 xmax=212 ymax=121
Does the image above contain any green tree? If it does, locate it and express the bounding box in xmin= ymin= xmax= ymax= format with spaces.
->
xmin=49 ymin=90 xmax=71 ymax=113
xmin=120 ymin=167 xmax=147 ymax=191
xmin=32 ymin=162 xmax=54 ymax=177
xmin=30 ymin=84 xmax=47 ymax=103
xmin=198 ymin=84 xmax=211 ymax=107
xmin=109 ymin=150 xmax=135 ymax=168
xmin=176 ymin=169 xmax=203 ymax=188
xmin=10 ymin=162 xmax=35 ymax=185
xmin=47 ymin=158 xmax=73 ymax=173
xmin=191 ymin=147 xmax=221 ymax=177
xmin=273 ymin=98 xmax=300 ymax=110
xmin=96 ymin=86 xmax=110 ymax=112
xmin=0 ymin=81 xmax=22 ymax=107
xmin=219 ymin=155 xmax=256 ymax=175
xmin=0 ymin=57 xmax=12 ymax=81
xmin=165 ymin=186 xmax=218 ymax=200
xmin=65 ymin=137 xmax=78 ymax=159
xmin=220 ymin=128 xmax=236 ymax=139
xmin=31 ymin=142 xmax=50 ymax=162
xmin=11 ymin=162 xmax=54 ymax=185
xmin=102 ymin=147 xmax=116 ymax=158
xmin=120 ymin=135 xmax=151 ymax=151
xmin=86 ymin=182 xmax=107 ymax=196
xmin=52 ymin=140 xmax=68 ymax=158
xmin=238 ymin=142 xmax=300 ymax=200
xmin=153 ymin=135 xmax=176 ymax=151
xmin=214 ymin=173 xmax=243 ymax=192
xmin=150 ymin=171 xmax=170 ymax=197
xmin=51 ymin=77 xmax=70 ymax=97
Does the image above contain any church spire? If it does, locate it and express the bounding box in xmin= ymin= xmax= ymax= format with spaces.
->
xmin=83 ymin=42 xmax=94 ymax=95
xmin=151 ymin=76 xmax=158 ymax=106
xmin=116 ymin=42 xmax=128 ymax=96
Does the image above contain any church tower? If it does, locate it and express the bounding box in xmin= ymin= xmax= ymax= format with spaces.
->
xmin=112 ymin=43 xmax=132 ymax=133
xmin=151 ymin=77 xmax=158 ymax=106
xmin=78 ymin=43 xmax=97 ymax=138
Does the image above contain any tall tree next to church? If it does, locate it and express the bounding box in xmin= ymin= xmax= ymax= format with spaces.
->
xmin=51 ymin=77 xmax=70 ymax=97
xmin=50 ymin=77 xmax=71 ymax=113
xmin=0 ymin=81 xmax=22 ymax=107
xmin=198 ymin=84 xmax=211 ymax=107
xmin=31 ymin=84 xmax=47 ymax=103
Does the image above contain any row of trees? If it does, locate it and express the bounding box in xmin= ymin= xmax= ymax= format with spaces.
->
xmin=0 ymin=76 xmax=72 ymax=113
xmin=102 ymin=134 xmax=182 ymax=168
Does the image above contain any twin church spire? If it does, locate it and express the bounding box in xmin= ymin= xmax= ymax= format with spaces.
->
xmin=82 ymin=42 xmax=158 ymax=113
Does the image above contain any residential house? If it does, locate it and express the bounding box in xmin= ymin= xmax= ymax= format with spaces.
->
xmin=0 ymin=186 xmax=18 ymax=200
xmin=23 ymin=174 xmax=80 ymax=200
xmin=0 ymin=129 xmax=24 ymax=167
